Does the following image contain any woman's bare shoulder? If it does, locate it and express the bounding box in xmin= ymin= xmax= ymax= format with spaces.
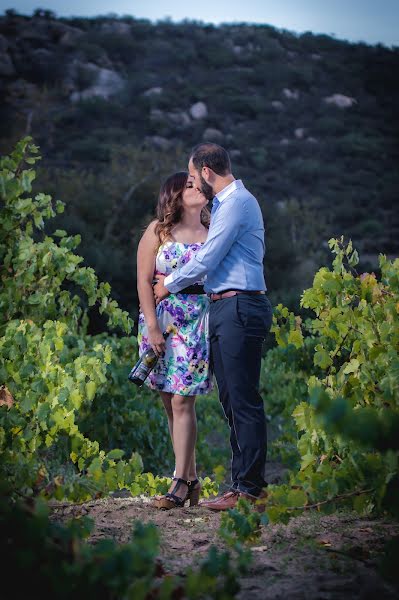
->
xmin=140 ymin=219 xmax=159 ymax=240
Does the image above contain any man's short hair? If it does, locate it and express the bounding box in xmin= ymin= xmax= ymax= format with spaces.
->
xmin=190 ymin=142 xmax=231 ymax=176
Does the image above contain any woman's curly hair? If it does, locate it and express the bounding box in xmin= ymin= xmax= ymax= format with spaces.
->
xmin=154 ymin=171 xmax=210 ymax=247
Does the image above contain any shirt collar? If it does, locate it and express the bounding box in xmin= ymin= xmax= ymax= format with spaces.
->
xmin=214 ymin=179 xmax=243 ymax=204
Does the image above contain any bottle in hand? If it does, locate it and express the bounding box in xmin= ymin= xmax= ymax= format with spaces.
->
xmin=128 ymin=326 xmax=173 ymax=387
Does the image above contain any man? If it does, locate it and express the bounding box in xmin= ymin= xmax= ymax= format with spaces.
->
xmin=153 ymin=142 xmax=273 ymax=511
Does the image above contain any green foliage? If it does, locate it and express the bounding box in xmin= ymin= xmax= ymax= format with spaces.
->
xmin=219 ymin=497 xmax=265 ymax=546
xmin=2 ymin=135 xmax=398 ymax=593
xmin=260 ymin=340 xmax=314 ymax=467
xmin=0 ymin=138 xmax=178 ymax=501
xmin=0 ymin=138 xmax=226 ymax=504
xmin=76 ymin=332 xmax=174 ymax=475
xmin=0 ymin=487 xmax=250 ymax=599
xmin=261 ymin=484 xmax=309 ymax=525
xmin=183 ymin=545 xmax=245 ymax=600
xmin=0 ymin=137 xmax=132 ymax=333
xmin=266 ymin=236 xmax=399 ymax=522
xmin=38 ymin=142 xmax=186 ymax=319
xmin=0 ymin=490 xmax=170 ymax=599
xmin=176 ymin=499 xmax=257 ymax=599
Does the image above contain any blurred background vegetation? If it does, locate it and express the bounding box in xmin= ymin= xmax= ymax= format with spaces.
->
xmin=1 ymin=8 xmax=398 ymax=335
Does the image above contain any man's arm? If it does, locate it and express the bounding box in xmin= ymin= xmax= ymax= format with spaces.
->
xmin=163 ymin=195 xmax=243 ymax=293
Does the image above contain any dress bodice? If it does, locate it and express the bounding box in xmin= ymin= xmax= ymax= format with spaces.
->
xmin=155 ymin=241 xmax=206 ymax=284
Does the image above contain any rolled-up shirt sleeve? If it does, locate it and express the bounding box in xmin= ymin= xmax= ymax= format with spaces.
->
xmin=164 ymin=196 xmax=243 ymax=292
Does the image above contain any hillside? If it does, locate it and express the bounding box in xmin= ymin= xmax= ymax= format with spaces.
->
xmin=1 ymin=9 xmax=398 ymax=330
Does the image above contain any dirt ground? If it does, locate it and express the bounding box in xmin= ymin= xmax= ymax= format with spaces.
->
xmin=49 ymin=464 xmax=399 ymax=600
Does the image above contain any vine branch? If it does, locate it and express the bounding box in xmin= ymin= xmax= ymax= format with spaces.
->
xmin=286 ymin=487 xmax=374 ymax=512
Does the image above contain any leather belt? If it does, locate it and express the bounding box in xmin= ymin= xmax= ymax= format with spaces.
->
xmin=209 ymin=290 xmax=266 ymax=302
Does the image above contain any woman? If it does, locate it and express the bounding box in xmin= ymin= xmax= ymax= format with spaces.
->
xmin=136 ymin=171 xmax=213 ymax=510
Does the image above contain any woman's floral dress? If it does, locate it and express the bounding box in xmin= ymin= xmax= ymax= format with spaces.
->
xmin=137 ymin=241 xmax=214 ymax=396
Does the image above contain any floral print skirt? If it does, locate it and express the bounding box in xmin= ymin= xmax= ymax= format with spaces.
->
xmin=137 ymin=292 xmax=214 ymax=396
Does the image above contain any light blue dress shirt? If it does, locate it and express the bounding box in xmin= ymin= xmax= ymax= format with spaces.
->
xmin=164 ymin=179 xmax=267 ymax=294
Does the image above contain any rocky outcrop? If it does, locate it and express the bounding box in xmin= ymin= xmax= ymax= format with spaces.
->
xmin=324 ymin=93 xmax=357 ymax=108
xmin=68 ymin=61 xmax=125 ymax=102
xmin=189 ymin=101 xmax=208 ymax=120
xmin=294 ymin=128 xmax=306 ymax=139
xmin=143 ymin=87 xmax=163 ymax=97
xmin=14 ymin=17 xmax=84 ymax=45
xmin=282 ymin=88 xmax=299 ymax=100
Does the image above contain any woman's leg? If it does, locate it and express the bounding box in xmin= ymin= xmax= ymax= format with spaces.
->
xmin=189 ymin=448 xmax=197 ymax=482
xmin=159 ymin=392 xmax=198 ymax=493
xmin=167 ymin=394 xmax=198 ymax=498
xmin=160 ymin=391 xmax=174 ymax=446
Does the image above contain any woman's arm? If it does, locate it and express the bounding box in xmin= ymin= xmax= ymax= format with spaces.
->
xmin=136 ymin=221 xmax=166 ymax=355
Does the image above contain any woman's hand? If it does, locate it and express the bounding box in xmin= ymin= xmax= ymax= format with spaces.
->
xmin=147 ymin=323 xmax=166 ymax=356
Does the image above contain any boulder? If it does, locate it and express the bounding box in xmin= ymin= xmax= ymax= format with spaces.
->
xmin=233 ymin=45 xmax=243 ymax=55
xmin=189 ymin=101 xmax=208 ymax=120
xmin=294 ymin=128 xmax=306 ymax=139
xmin=69 ymin=61 xmax=125 ymax=102
xmin=280 ymin=138 xmax=290 ymax=145
xmin=143 ymin=86 xmax=163 ymax=97
xmin=271 ymin=100 xmax=284 ymax=110
xmin=282 ymin=88 xmax=299 ymax=100
xmin=324 ymin=93 xmax=357 ymax=108
xmin=202 ymin=127 xmax=224 ymax=142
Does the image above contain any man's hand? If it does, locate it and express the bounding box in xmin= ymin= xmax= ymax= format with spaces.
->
xmin=153 ymin=275 xmax=170 ymax=305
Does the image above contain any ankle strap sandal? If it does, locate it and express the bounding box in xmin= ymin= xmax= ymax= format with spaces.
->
xmin=153 ymin=477 xmax=201 ymax=510
xmin=164 ymin=477 xmax=193 ymax=507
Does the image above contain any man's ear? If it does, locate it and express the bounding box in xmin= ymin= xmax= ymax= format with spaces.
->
xmin=202 ymin=166 xmax=212 ymax=182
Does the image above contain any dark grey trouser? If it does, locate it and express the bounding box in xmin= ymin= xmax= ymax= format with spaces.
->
xmin=209 ymin=293 xmax=273 ymax=497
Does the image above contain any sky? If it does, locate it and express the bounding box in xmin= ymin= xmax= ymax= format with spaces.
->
xmin=1 ymin=0 xmax=398 ymax=47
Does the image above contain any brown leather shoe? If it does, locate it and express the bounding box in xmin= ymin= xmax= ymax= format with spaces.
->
xmin=199 ymin=490 xmax=238 ymax=508
xmin=200 ymin=489 xmax=268 ymax=512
